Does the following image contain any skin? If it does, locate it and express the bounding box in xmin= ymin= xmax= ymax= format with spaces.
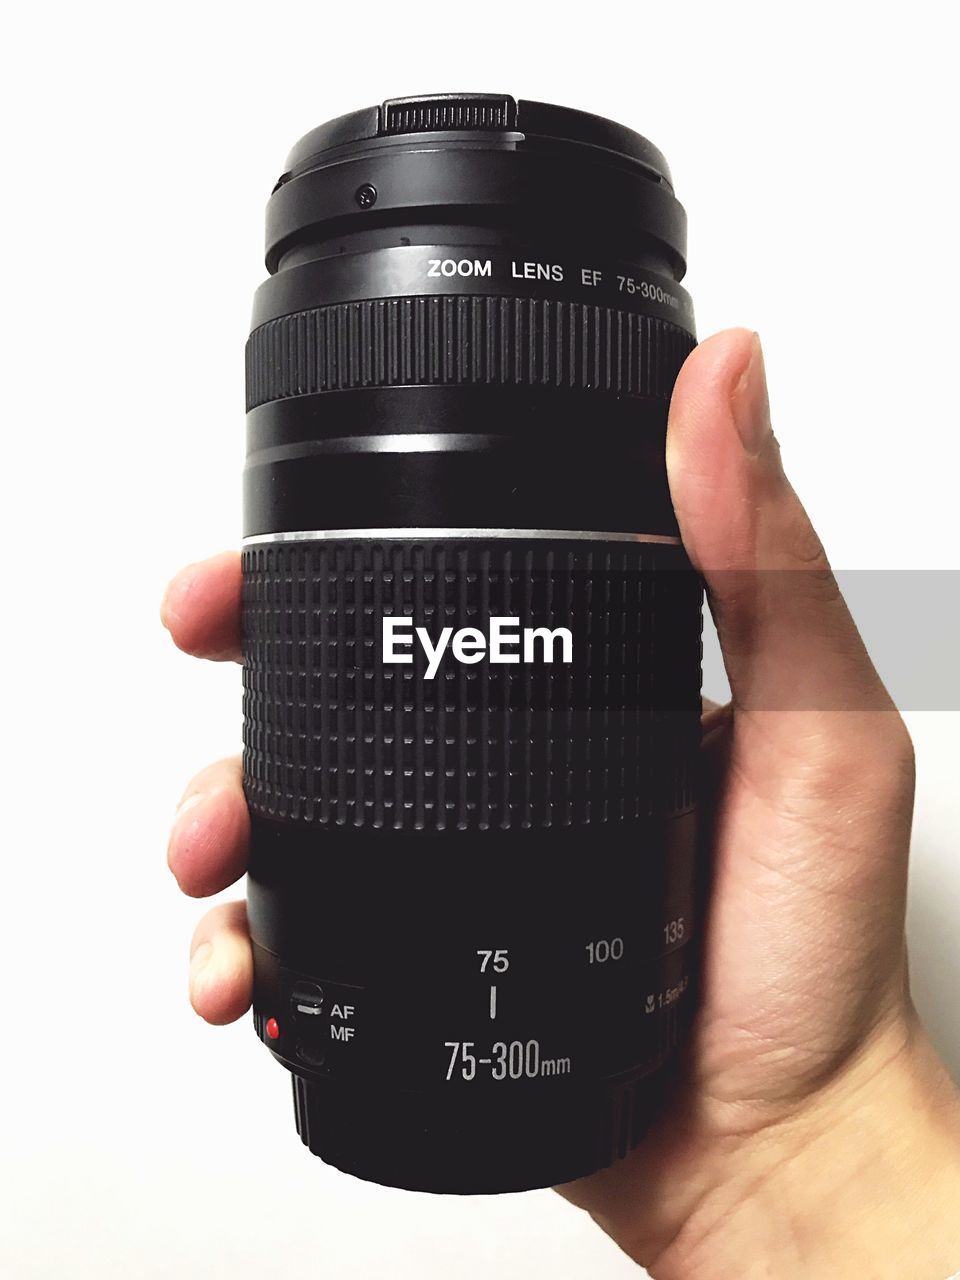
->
xmin=163 ymin=329 xmax=960 ymax=1278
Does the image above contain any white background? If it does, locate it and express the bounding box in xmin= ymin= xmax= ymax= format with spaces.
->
xmin=1 ymin=3 xmax=958 ymax=1276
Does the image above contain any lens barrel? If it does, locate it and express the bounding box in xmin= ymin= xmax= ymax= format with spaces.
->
xmin=243 ymin=94 xmax=703 ymax=1193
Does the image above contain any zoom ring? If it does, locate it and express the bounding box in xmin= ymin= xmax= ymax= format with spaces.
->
xmin=245 ymin=296 xmax=696 ymax=411
xmin=242 ymin=537 xmax=702 ymax=832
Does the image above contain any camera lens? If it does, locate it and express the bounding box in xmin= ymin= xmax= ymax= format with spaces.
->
xmin=243 ymin=93 xmax=703 ymax=1193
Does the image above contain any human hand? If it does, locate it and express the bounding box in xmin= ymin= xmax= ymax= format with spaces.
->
xmin=558 ymin=329 xmax=960 ymax=1277
xmin=162 ymin=329 xmax=960 ymax=1279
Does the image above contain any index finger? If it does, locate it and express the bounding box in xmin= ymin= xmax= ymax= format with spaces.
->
xmin=161 ymin=550 xmax=242 ymax=661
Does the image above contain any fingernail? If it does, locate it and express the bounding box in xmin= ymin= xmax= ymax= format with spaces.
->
xmin=731 ymin=332 xmax=772 ymax=456
xmin=161 ymin=568 xmax=194 ymax=631
xmin=176 ymin=791 xmax=206 ymax=818
xmin=159 ymin=579 xmax=177 ymax=630
xmin=169 ymin=793 xmax=206 ymax=877
xmin=190 ymin=941 xmax=214 ymax=981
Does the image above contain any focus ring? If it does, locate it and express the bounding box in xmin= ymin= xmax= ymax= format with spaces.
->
xmin=241 ymin=537 xmax=702 ymax=831
xmin=245 ymin=297 xmax=696 ymax=411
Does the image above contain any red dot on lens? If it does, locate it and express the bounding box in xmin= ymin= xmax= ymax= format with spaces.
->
xmin=266 ymin=1017 xmax=280 ymax=1040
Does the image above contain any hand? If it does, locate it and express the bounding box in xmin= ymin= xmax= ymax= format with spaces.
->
xmin=162 ymin=329 xmax=960 ymax=1278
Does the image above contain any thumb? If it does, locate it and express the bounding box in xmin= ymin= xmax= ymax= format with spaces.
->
xmin=666 ymin=328 xmax=889 ymax=715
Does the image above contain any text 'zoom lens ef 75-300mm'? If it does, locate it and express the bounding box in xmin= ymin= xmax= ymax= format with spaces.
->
xmin=242 ymin=93 xmax=704 ymax=1194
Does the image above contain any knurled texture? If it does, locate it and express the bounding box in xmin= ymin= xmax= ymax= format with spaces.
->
xmin=245 ymin=296 xmax=696 ymax=411
xmin=242 ymin=538 xmax=701 ymax=831
xmin=382 ymin=97 xmax=515 ymax=134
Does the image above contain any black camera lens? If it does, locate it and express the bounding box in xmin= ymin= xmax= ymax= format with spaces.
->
xmin=243 ymin=93 xmax=703 ymax=1193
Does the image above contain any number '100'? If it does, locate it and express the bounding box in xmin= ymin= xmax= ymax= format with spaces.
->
xmin=585 ymin=937 xmax=624 ymax=964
